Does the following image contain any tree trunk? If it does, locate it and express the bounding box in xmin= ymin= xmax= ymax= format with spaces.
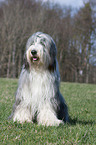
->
xmin=86 ymin=63 xmax=89 ymax=83
xmin=7 ymin=53 xmax=11 ymax=78
xmin=12 ymin=44 xmax=16 ymax=78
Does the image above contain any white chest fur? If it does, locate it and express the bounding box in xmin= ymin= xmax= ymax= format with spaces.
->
xmin=22 ymin=69 xmax=57 ymax=116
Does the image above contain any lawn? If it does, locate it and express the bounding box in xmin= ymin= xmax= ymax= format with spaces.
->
xmin=0 ymin=78 xmax=96 ymax=144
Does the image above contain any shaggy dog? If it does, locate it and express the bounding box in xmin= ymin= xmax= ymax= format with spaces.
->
xmin=9 ymin=32 xmax=69 ymax=126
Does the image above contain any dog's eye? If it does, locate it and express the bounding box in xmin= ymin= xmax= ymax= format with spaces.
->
xmin=40 ymin=41 xmax=45 ymax=47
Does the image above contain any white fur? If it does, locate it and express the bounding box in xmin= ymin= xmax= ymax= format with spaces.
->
xmin=13 ymin=69 xmax=62 ymax=126
xmin=10 ymin=32 xmax=68 ymax=126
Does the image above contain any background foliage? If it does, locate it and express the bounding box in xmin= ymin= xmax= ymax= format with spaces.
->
xmin=0 ymin=0 xmax=96 ymax=83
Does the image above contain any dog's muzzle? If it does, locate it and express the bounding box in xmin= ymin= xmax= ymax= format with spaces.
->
xmin=30 ymin=50 xmax=39 ymax=62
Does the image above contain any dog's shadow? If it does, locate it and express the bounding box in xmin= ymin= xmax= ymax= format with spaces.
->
xmin=68 ymin=117 xmax=96 ymax=125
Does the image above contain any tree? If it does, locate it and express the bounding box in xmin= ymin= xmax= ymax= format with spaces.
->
xmin=74 ymin=2 xmax=94 ymax=83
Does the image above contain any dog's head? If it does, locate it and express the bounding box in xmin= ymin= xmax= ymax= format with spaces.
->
xmin=24 ymin=32 xmax=57 ymax=71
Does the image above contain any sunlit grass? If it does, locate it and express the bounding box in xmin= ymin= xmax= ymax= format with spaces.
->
xmin=0 ymin=78 xmax=96 ymax=144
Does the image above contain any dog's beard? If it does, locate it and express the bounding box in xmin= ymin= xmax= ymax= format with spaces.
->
xmin=26 ymin=50 xmax=45 ymax=70
xmin=30 ymin=53 xmax=40 ymax=64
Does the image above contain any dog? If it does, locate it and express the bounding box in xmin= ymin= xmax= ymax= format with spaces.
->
xmin=9 ymin=32 xmax=69 ymax=126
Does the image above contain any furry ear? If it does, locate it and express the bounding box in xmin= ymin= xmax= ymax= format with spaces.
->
xmin=48 ymin=59 xmax=56 ymax=72
xmin=23 ymin=53 xmax=29 ymax=69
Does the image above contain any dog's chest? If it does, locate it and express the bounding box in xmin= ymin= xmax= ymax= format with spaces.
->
xmin=27 ymin=71 xmax=55 ymax=103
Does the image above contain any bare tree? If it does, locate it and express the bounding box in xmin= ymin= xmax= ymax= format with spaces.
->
xmin=0 ymin=0 xmax=96 ymax=83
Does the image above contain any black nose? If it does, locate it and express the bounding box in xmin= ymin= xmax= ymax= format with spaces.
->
xmin=31 ymin=50 xmax=37 ymax=55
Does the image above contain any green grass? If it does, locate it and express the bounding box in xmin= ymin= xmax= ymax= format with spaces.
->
xmin=0 ymin=78 xmax=96 ymax=144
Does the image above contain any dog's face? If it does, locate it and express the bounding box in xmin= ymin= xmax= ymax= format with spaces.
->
xmin=25 ymin=32 xmax=57 ymax=71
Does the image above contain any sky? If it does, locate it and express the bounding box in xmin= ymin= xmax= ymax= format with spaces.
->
xmin=0 ymin=0 xmax=84 ymax=8
xmin=43 ymin=0 xmax=84 ymax=8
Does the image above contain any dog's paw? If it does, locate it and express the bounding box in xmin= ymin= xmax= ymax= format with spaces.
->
xmin=38 ymin=118 xmax=64 ymax=126
xmin=13 ymin=107 xmax=32 ymax=123
xmin=37 ymin=109 xmax=64 ymax=126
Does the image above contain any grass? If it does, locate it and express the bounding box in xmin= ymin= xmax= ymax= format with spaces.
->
xmin=0 ymin=78 xmax=96 ymax=144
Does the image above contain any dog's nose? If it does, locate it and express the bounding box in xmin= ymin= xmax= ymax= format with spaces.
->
xmin=31 ymin=50 xmax=37 ymax=55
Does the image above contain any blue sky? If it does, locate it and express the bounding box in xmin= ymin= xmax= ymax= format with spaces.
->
xmin=43 ymin=0 xmax=84 ymax=8
xmin=0 ymin=0 xmax=84 ymax=8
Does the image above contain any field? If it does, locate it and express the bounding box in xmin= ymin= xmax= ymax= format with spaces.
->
xmin=0 ymin=78 xmax=96 ymax=144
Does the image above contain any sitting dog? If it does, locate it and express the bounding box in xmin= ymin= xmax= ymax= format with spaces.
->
xmin=9 ymin=32 xmax=69 ymax=126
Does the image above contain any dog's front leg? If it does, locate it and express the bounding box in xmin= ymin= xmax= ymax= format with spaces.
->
xmin=37 ymin=103 xmax=63 ymax=126
xmin=13 ymin=103 xmax=32 ymax=123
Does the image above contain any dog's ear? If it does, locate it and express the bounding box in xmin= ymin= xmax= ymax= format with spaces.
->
xmin=23 ymin=53 xmax=29 ymax=69
xmin=48 ymin=59 xmax=56 ymax=72
xmin=48 ymin=41 xmax=57 ymax=72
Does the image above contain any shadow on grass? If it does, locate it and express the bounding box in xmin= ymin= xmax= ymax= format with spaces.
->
xmin=69 ymin=117 xmax=96 ymax=125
